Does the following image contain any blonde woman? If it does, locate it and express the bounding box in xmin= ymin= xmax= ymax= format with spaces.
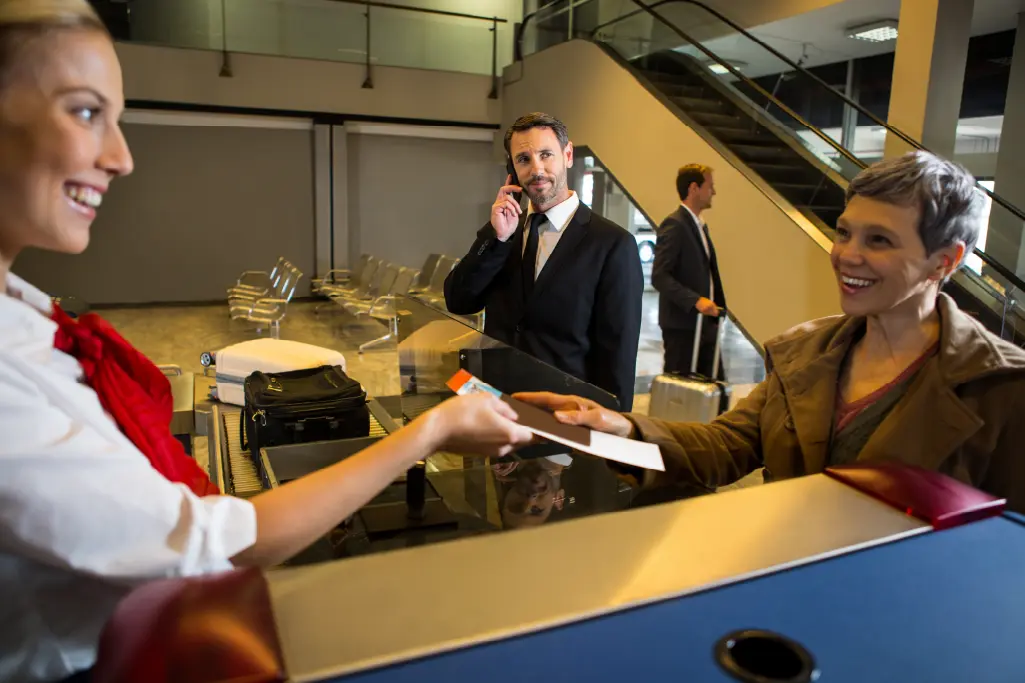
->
xmin=0 ymin=3 xmax=532 ymax=680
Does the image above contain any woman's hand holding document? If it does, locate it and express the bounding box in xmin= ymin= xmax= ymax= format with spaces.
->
xmin=447 ymin=371 xmax=665 ymax=472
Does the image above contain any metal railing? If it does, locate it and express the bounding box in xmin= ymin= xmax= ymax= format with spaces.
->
xmin=515 ymin=0 xmax=1025 ymax=294
xmin=132 ymin=0 xmax=507 ymax=95
xmin=327 ymin=0 xmax=507 ymax=97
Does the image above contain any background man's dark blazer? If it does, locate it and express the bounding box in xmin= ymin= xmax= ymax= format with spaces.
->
xmin=652 ymin=206 xmax=726 ymax=332
xmin=445 ymin=203 xmax=643 ymax=411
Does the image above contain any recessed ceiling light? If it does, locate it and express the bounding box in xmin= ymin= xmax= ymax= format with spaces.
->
xmin=708 ymin=61 xmax=746 ymax=75
xmin=846 ymin=19 xmax=899 ymax=42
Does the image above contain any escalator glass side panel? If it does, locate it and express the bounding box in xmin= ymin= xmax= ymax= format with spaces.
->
xmin=975 ymin=198 xmax=1025 ymax=289
xmin=600 ymin=43 xmax=850 ymax=243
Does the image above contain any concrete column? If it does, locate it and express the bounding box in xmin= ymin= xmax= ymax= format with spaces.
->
xmin=313 ymin=124 xmax=333 ymax=277
xmin=332 ymin=125 xmax=352 ymax=270
xmin=567 ymin=160 xmax=586 ymax=201
xmin=604 ymin=183 xmax=633 ymax=230
xmin=592 ymin=169 xmax=608 ymax=216
xmin=840 ymin=59 xmax=859 ymax=151
xmin=520 ymin=0 xmax=542 ymax=57
xmin=985 ymin=12 xmax=1025 ymax=284
xmin=883 ymin=0 xmax=974 ymax=159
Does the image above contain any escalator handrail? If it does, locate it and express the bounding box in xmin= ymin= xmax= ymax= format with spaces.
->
xmin=599 ymin=0 xmax=1025 ymax=293
xmin=515 ymin=0 xmax=1025 ymax=294
xmin=584 ymin=0 xmax=1025 ymax=226
xmin=518 ymin=0 xmax=1025 ymax=224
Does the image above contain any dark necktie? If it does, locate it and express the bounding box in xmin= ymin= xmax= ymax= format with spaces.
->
xmin=522 ymin=212 xmax=546 ymax=297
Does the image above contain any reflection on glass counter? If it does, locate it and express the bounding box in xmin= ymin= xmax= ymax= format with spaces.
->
xmin=236 ymin=295 xmax=708 ymax=568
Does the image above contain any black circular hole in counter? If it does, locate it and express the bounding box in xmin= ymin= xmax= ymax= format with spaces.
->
xmin=715 ymin=629 xmax=818 ymax=683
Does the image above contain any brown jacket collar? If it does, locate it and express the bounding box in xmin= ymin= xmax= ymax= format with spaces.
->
xmin=766 ymin=293 xmax=1025 ymax=387
xmin=761 ymin=293 xmax=1025 ymax=474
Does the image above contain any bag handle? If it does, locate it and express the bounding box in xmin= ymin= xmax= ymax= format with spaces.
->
xmin=691 ymin=309 xmax=727 ymax=379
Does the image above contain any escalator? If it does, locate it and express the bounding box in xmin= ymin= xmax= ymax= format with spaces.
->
xmin=516 ymin=0 xmax=1025 ymax=346
xmin=626 ymin=49 xmax=849 ymax=234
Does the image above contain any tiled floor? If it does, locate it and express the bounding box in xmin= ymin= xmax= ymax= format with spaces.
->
xmin=97 ymin=292 xmax=765 ymax=410
xmin=99 ymin=300 xmax=403 ymax=399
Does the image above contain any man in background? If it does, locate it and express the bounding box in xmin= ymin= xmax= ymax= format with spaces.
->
xmin=444 ymin=112 xmax=643 ymax=410
xmin=652 ymin=163 xmax=726 ymax=378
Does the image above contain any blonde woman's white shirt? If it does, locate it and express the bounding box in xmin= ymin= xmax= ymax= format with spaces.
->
xmin=0 ymin=274 xmax=257 ymax=682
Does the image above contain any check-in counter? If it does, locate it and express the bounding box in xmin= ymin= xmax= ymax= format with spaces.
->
xmin=101 ymin=297 xmax=1022 ymax=682
xmin=202 ymin=296 xmax=652 ymax=564
xmin=97 ymin=462 xmax=1025 ymax=683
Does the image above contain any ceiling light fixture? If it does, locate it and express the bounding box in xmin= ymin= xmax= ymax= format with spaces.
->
xmin=708 ymin=60 xmax=746 ymax=75
xmin=846 ymin=19 xmax=899 ymax=42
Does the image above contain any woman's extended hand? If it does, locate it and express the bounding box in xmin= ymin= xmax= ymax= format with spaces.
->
xmin=423 ymin=393 xmax=534 ymax=457
xmin=512 ymin=392 xmax=635 ymax=438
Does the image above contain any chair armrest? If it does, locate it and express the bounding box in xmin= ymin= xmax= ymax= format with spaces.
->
xmin=236 ymin=270 xmax=269 ymax=286
xmin=368 ymin=295 xmax=398 ymax=318
xmin=316 ymin=268 xmax=353 ymax=286
xmin=228 ymin=287 xmax=269 ymax=298
xmin=253 ymin=298 xmax=288 ymax=309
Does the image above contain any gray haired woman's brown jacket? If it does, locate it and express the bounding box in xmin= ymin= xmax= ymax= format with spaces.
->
xmin=628 ymin=294 xmax=1025 ymax=511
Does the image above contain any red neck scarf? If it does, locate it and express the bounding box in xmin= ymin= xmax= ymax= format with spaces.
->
xmin=51 ymin=304 xmax=220 ymax=497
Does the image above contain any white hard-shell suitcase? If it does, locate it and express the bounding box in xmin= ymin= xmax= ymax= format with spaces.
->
xmin=649 ymin=312 xmax=731 ymax=423
xmin=200 ymin=338 xmax=347 ymax=406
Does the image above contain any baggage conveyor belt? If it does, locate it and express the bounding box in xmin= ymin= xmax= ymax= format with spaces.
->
xmin=209 ymin=402 xmax=393 ymax=498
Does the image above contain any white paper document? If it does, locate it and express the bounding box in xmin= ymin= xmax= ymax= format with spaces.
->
xmin=447 ymin=370 xmax=666 ymax=472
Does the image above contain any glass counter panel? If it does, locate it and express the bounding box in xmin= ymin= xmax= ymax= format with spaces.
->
xmin=267 ymin=295 xmax=712 ymax=567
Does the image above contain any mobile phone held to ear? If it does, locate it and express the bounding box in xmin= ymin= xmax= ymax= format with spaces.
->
xmin=506 ymin=157 xmax=522 ymax=202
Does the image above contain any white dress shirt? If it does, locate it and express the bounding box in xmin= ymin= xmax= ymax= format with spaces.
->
xmin=681 ymin=202 xmax=715 ymax=302
xmin=523 ymin=191 xmax=580 ymax=279
xmin=0 ymin=274 xmax=257 ymax=682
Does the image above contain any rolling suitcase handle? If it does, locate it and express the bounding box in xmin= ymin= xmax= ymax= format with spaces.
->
xmin=691 ymin=309 xmax=727 ymax=380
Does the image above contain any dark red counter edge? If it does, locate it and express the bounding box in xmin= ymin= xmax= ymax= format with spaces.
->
xmin=825 ymin=463 xmax=1006 ymax=530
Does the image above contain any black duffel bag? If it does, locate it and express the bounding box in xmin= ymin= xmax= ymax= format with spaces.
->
xmin=241 ymin=365 xmax=370 ymax=462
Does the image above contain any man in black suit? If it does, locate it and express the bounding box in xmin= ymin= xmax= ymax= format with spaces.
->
xmin=445 ymin=113 xmax=643 ymax=411
xmin=652 ymin=164 xmax=726 ymax=378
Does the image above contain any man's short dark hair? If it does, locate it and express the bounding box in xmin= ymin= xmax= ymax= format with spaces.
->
xmin=676 ymin=164 xmax=712 ymax=202
xmin=846 ymin=151 xmax=984 ymax=258
xmin=504 ymin=112 xmax=569 ymax=156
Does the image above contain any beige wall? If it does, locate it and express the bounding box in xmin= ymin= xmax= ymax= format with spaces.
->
xmin=502 ymin=40 xmax=841 ymax=345
xmin=345 ymin=132 xmax=502 ymax=270
xmin=638 ymin=0 xmax=849 ymax=53
xmin=12 ymin=122 xmax=316 ymax=305
xmin=689 ymin=0 xmax=847 ymax=28
xmin=10 ymin=116 xmax=504 ymax=305
xmin=115 ymin=42 xmax=502 ymax=126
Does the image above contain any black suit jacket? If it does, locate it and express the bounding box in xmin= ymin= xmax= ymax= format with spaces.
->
xmin=444 ymin=203 xmax=643 ymax=411
xmin=652 ymin=206 xmax=726 ymax=331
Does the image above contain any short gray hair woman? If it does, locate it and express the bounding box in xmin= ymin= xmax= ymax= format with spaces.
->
xmin=519 ymin=151 xmax=1025 ymax=510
